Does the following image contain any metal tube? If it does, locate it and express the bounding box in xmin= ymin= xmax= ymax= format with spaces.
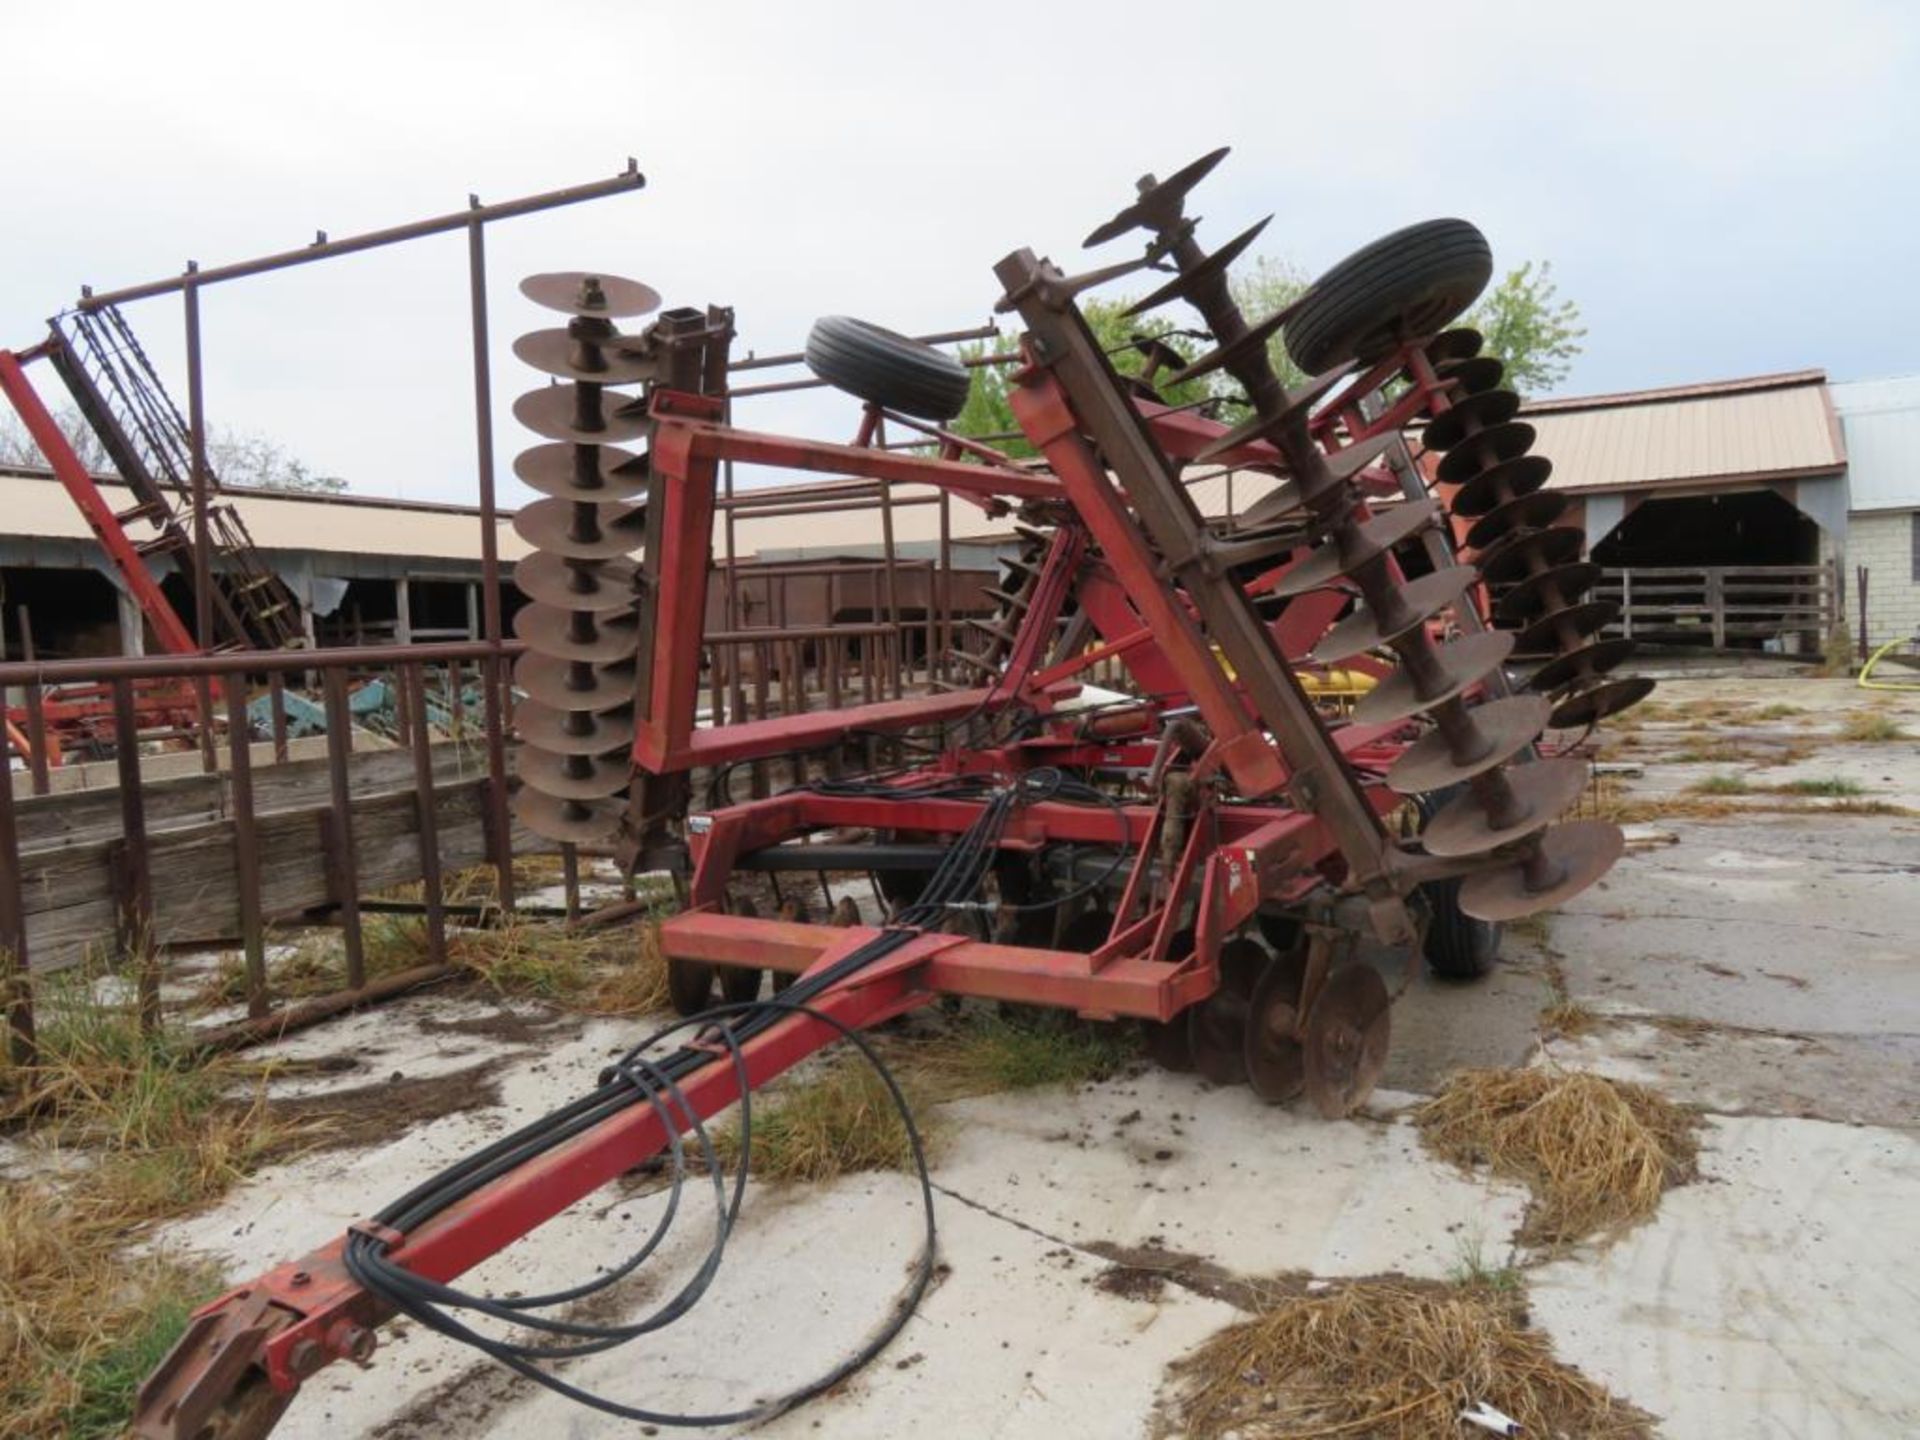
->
xmin=184 ymin=275 xmax=212 ymax=650
xmin=0 ymin=638 xmax=523 ymax=687
xmin=17 ymin=609 xmax=50 ymax=795
xmin=223 ymin=673 xmax=270 ymax=1018
xmin=77 ymin=163 xmax=646 ymax=309
xmin=402 ymin=666 xmax=448 ymax=964
xmin=0 ymin=732 xmax=35 ymax=1064
xmin=321 ymin=668 xmax=366 ymax=987
xmin=469 ymin=207 xmax=516 ymax=915
xmin=111 ymin=678 xmax=159 ymax=1031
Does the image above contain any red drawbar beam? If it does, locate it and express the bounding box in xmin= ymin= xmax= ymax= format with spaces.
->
xmin=0 ymin=350 xmax=198 ymax=655
xmin=156 ymin=933 xmax=946 ymax=1424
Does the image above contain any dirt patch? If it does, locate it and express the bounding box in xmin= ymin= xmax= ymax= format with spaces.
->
xmin=1083 ymin=1239 xmax=1309 ymax=1314
xmin=412 ymin=1000 xmax=570 ymax=1045
xmin=271 ymin=1061 xmax=506 ymax=1154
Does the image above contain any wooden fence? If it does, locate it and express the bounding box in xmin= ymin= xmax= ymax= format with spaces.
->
xmin=1586 ymin=563 xmax=1840 ymax=651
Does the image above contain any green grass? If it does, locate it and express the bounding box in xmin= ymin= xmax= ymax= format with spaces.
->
xmin=713 ymin=1060 xmax=929 ymax=1182
xmin=912 ymin=1011 xmax=1134 ymax=1097
xmin=1753 ymin=703 xmax=1805 ymax=720
xmin=1773 ymin=776 xmax=1865 ymax=797
xmin=1688 ymin=773 xmax=1751 ymax=796
xmin=1448 ymin=1233 xmax=1523 ymax=1294
xmin=64 ymin=1278 xmax=209 ymax=1440
xmin=1 ymin=962 xmax=298 ymax=1438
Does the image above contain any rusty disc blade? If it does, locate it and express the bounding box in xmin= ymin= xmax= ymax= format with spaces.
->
xmin=1275 ymin=500 xmax=1439 ymax=597
xmin=1527 ymin=636 xmax=1637 ymax=695
xmin=513 ymin=787 xmax=624 ymax=846
xmin=513 ymin=442 xmax=651 ymax=504
xmin=1459 ymin=819 xmax=1624 ymax=922
xmin=1449 ymin=454 xmax=1556 ymax=523
xmin=513 ymin=552 xmax=636 ymax=614
xmin=512 ymin=495 xmax=647 ymax=560
xmin=1550 ymin=674 xmax=1657 ymax=730
xmin=1302 ymin=965 xmax=1391 ymax=1119
xmin=666 ymin=955 xmax=716 ymax=1017
xmin=1436 ymin=354 xmax=1505 ymax=395
xmin=513 ymin=385 xmax=649 ymax=445
xmin=1166 ymin=305 xmax=1294 ymax=386
xmin=1312 ymin=565 xmax=1480 ymax=665
xmin=513 ymin=329 xmax=659 ymax=385
xmin=1193 ymin=365 xmax=1354 ymax=464
xmin=1421 ymin=756 xmax=1590 ymax=857
xmin=717 ymin=896 xmax=764 ymax=1004
xmin=1125 ymin=216 xmax=1272 ymax=317
xmin=1386 ymin=694 xmax=1551 ymax=794
xmin=1187 ymin=936 xmax=1267 ymax=1086
xmin=1475 ymin=524 xmax=1583 ymax=586
xmin=520 ymin=272 xmax=663 ymax=319
xmin=1421 ymin=387 xmax=1520 ymax=453
xmin=512 ymin=602 xmax=640 ymax=663
xmin=1245 ymin=943 xmax=1309 ymax=1104
xmin=1515 ymin=599 xmax=1618 ymax=654
xmin=1082 ymin=146 xmax=1230 ymax=246
xmin=517 ymin=745 xmax=632 ymax=801
xmin=1437 ymin=421 xmax=1539 ymax=487
xmin=1353 ymin=629 xmax=1515 ymax=727
xmin=1495 ymin=561 xmax=1602 ymax=625
xmin=515 ymin=698 xmax=636 ymax=755
xmin=513 ymin=651 xmax=636 ymax=713
xmin=1463 ymin=491 xmax=1569 ymax=554
xmin=1423 ymin=327 xmax=1484 ymax=365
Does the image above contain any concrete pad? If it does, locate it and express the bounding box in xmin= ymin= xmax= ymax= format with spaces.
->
xmin=1531 ymin=1116 xmax=1920 ymax=1438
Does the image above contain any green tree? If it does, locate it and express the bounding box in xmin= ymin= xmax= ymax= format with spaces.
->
xmin=949 ymin=253 xmax=1583 ymax=450
xmin=952 ymin=298 xmax=1215 ymax=457
xmin=1463 ymin=260 xmax=1584 ymax=397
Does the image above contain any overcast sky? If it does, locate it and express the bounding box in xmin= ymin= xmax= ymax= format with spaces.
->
xmin=5 ymin=0 xmax=1915 ymax=507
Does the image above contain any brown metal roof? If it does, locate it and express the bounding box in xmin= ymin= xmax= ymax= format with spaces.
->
xmin=1516 ymin=370 xmax=1844 ymax=494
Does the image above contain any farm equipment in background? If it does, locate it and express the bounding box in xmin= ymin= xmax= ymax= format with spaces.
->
xmin=133 ymin=148 xmax=1652 ymax=1439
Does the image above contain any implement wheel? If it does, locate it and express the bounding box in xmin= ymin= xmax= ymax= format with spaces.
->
xmin=1414 ymin=786 xmax=1504 ymax=979
xmin=803 ymin=315 xmax=972 ymax=421
xmin=1283 ymin=219 xmax=1493 ymax=375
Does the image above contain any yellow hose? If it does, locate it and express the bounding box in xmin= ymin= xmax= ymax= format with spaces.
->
xmin=1857 ymin=637 xmax=1920 ymax=692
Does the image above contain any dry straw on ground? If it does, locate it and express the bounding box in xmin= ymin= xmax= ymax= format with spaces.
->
xmin=1415 ymin=1067 xmax=1699 ymax=1246
xmin=1166 ymin=1275 xmax=1653 ymax=1440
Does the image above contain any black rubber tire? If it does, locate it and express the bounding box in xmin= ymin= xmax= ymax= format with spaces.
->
xmin=1413 ymin=787 xmax=1504 ymax=980
xmin=803 ymin=315 xmax=972 ymax=421
xmin=1283 ymin=219 xmax=1493 ymax=376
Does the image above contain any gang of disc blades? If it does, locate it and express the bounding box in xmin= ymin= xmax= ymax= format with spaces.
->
xmin=1438 ymin=422 xmax=1539 ymax=486
xmin=513 ymin=328 xmax=659 ymax=385
xmin=1494 ymin=561 xmax=1603 ymax=625
xmin=513 ymin=650 xmax=638 ymax=713
xmin=1475 ymin=524 xmax=1583 ymax=586
xmin=1527 ymin=636 xmax=1637 ymax=695
xmin=514 ymin=698 xmax=637 ymax=756
xmin=1549 ymin=674 xmax=1658 ymax=730
xmin=513 ymin=552 xmax=636 ymax=614
xmin=1420 ymin=756 xmax=1590 ymax=857
xmin=513 ymin=384 xmax=649 ymax=445
xmin=512 ymin=495 xmax=648 ymax=560
xmin=1352 ymin=629 xmax=1515 ymax=727
xmin=1421 ymin=387 xmax=1521 ymax=453
xmin=517 ymin=745 xmax=633 ymax=801
xmin=1274 ymin=499 xmax=1439 ymax=597
xmin=1458 ymin=819 xmax=1625 ymax=922
xmin=513 ymin=788 xmax=625 ymax=845
xmin=512 ymin=602 xmax=641 ymax=663
xmin=1385 ymin=694 xmax=1551 ymax=794
xmin=1302 ymin=965 xmax=1391 ymax=1119
xmin=1311 ymin=564 xmax=1479 ymax=665
xmin=520 ymin=272 xmax=663 ymax=318
xmin=1423 ymin=327 xmax=1484 ymax=364
xmin=1515 ymin=599 xmax=1618 ymax=654
xmin=1245 ymin=944 xmax=1310 ymax=1104
xmin=513 ymin=442 xmax=651 ymax=504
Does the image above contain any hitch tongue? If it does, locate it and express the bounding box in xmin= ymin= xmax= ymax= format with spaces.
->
xmin=132 ymin=1287 xmax=296 ymax=1440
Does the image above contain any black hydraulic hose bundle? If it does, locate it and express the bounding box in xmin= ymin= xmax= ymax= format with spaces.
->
xmin=346 ymin=767 xmax=1118 ymax=1426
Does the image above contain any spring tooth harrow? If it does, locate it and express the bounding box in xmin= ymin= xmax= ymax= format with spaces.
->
xmin=132 ymin=149 xmax=1651 ymax=1439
